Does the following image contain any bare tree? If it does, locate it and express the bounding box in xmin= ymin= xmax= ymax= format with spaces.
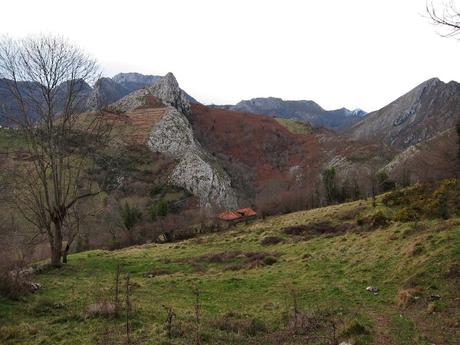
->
xmin=62 ymin=201 xmax=90 ymax=263
xmin=0 ymin=35 xmax=110 ymax=267
xmin=427 ymin=0 xmax=460 ymax=36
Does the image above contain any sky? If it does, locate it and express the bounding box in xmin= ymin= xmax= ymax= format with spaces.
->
xmin=1 ymin=0 xmax=459 ymax=112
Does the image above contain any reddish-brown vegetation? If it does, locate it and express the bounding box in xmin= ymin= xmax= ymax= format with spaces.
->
xmin=190 ymin=104 xmax=323 ymax=187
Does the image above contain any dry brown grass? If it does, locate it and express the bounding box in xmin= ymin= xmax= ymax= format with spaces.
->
xmin=395 ymin=288 xmax=423 ymax=309
xmin=85 ymin=301 xmax=117 ymax=318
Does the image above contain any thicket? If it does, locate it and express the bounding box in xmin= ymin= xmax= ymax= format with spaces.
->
xmin=383 ymin=179 xmax=460 ymax=221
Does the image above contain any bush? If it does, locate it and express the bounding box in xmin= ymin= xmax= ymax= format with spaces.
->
xmin=149 ymin=200 xmax=168 ymax=222
xmin=0 ymin=272 xmax=31 ymax=300
xmin=393 ymin=208 xmax=419 ymax=222
xmin=378 ymin=171 xmax=396 ymax=192
xmin=383 ymin=179 xmax=460 ymax=221
xmin=368 ymin=211 xmax=389 ymax=228
xmin=149 ymin=184 xmax=166 ymax=197
xmin=85 ymin=301 xmax=116 ymax=318
xmin=263 ymin=256 xmax=278 ymax=266
xmin=120 ymin=202 xmax=142 ymax=231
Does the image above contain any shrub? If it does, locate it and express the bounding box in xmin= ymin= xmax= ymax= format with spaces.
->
xmin=263 ymin=256 xmax=278 ymax=266
xmin=149 ymin=200 xmax=168 ymax=221
xmin=0 ymin=261 xmax=35 ymax=301
xmin=378 ymin=171 xmax=396 ymax=192
xmin=322 ymin=167 xmax=338 ymax=204
xmin=368 ymin=211 xmax=389 ymax=228
xmin=85 ymin=301 xmax=116 ymax=318
xmin=383 ymin=179 xmax=460 ymax=221
xmin=120 ymin=202 xmax=142 ymax=231
xmin=393 ymin=208 xmax=419 ymax=222
xmin=149 ymin=184 xmax=166 ymax=197
xmin=355 ymin=211 xmax=389 ymax=229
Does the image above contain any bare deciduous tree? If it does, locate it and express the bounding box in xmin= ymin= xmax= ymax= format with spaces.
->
xmin=427 ymin=0 xmax=460 ymax=37
xmin=0 ymin=35 xmax=110 ymax=267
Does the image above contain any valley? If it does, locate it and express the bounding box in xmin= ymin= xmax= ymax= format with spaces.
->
xmin=0 ymin=23 xmax=459 ymax=345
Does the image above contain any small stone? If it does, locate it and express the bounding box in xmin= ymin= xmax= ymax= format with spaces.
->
xmin=366 ymin=286 xmax=379 ymax=293
xmin=29 ymin=282 xmax=42 ymax=292
xmin=430 ymin=294 xmax=441 ymax=301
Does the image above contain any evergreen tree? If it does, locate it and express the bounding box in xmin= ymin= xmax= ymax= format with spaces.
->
xmin=321 ymin=167 xmax=338 ymax=204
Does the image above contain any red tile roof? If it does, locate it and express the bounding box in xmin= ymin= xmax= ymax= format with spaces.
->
xmin=217 ymin=208 xmax=257 ymax=221
xmin=235 ymin=208 xmax=257 ymax=217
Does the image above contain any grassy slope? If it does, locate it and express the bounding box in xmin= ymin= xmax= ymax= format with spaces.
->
xmin=0 ymin=128 xmax=28 ymax=154
xmin=275 ymin=118 xmax=313 ymax=135
xmin=0 ymin=198 xmax=459 ymax=345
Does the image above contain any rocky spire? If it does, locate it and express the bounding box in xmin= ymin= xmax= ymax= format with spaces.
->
xmin=147 ymin=72 xmax=191 ymax=116
xmin=107 ymin=72 xmax=191 ymax=114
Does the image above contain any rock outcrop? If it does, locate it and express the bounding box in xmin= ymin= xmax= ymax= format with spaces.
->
xmin=147 ymin=106 xmax=238 ymax=209
xmin=109 ymin=73 xmax=238 ymax=209
xmin=109 ymin=73 xmax=191 ymax=115
xmin=147 ymin=73 xmax=191 ymax=115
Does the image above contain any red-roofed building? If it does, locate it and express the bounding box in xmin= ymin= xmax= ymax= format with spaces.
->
xmin=217 ymin=208 xmax=257 ymax=223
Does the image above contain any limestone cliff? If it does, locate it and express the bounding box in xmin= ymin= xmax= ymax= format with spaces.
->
xmin=110 ymin=73 xmax=238 ymax=209
xmin=148 ymin=106 xmax=238 ymax=209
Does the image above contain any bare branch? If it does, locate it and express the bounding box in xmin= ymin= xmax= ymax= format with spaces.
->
xmin=427 ymin=0 xmax=460 ymax=37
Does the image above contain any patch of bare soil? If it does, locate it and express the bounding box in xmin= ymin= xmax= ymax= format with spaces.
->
xmin=282 ymin=222 xmax=356 ymax=240
xmin=179 ymin=250 xmax=282 ymax=272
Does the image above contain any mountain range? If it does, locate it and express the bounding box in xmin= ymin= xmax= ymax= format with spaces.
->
xmin=0 ymin=72 xmax=197 ymax=125
xmin=213 ymin=98 xmax=367 ymax=131
xmin=91 ymin=73 xmax=458 ymax=209
xmin=0 ymin=72 xmax=458 ymax=209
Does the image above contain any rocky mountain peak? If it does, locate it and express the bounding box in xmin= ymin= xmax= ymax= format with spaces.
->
xmin=422 ymin=77 xmax=441 ymax=87
xmin=107 ymin=73 xmax=191 ymax=114
xmin=146 ymin=72 xmax=191 ymax=115
xmin=347 ymin=77 xmax=460 ymax=148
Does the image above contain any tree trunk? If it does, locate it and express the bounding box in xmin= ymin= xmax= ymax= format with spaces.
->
xmin=62 ymin=243 xmax=70 ymax=264
xmin=51 ymin=222 xmax=63 ymax=268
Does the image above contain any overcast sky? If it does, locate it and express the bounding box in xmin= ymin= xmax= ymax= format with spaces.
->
xmin=1 ymin=0 xmax=459 ymax=111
